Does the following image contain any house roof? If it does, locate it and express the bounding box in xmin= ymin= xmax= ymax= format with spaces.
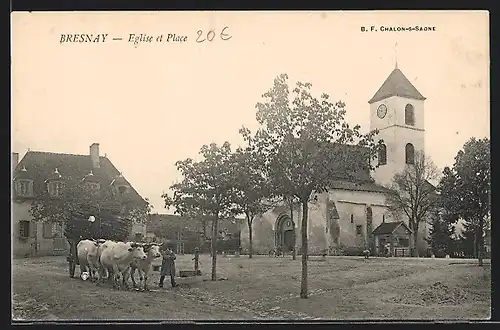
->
xmin=318 ymin=144 xmax=373 ymax=183
xmin=368 ymin=68 xmax=426 ymax=104
xmin=372 ymin=221 xmax=412 ymax=235
xmin=13 ymin=151 xmax=145 ymax=204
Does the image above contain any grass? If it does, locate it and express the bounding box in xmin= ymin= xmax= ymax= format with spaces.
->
xmin=12 ymin=254 xmax=491 ymax=321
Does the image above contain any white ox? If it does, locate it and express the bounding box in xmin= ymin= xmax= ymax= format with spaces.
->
xmin=129 ymin=243 xmax=162 ymax=291
xmin=77 ymin=239 xmax=106 ymax=282
xmin=99 ymin=240 xmax=148 ymax=290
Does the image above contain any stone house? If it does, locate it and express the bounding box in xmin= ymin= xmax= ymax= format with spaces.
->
xmin=12 ymin=143 xmax=147 ymax=258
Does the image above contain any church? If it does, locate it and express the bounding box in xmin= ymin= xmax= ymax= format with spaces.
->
xmin=240 ymin=64 xmax=430 ymax=257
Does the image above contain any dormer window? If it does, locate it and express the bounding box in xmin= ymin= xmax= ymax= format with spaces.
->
xmin=117 ymin=185 xmax=128 ymax=196
xmin=82 ymin=170 xmax=101 ymax=195
xmin=15 ymin=179 xmax=33 ymax=197
xmin=45 ymin=168 xmax=63 ymax=197
xmin=48 ymin=181 xmax=62 ymax=197
xmin=110 ymin=173 xmax=129 ymax=196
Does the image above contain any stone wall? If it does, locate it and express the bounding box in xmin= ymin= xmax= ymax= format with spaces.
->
xmin=12 ymin=201 xmax=69 ymax=258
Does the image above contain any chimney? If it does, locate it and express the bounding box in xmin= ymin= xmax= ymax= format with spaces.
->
xmin=90 ymin=143 xmax=100 ymax=168
xmin=12 ymin=152 xmax=19 ymax=172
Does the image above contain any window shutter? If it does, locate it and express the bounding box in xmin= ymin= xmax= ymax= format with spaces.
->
xmin=30 ymin=221 xmax=36 ymax=238
xmin=18 ymin=221 xmax=24 ymax=237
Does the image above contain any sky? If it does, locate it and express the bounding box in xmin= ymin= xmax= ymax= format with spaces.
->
xmin=12 ymin=11 xmax=490 ymax=214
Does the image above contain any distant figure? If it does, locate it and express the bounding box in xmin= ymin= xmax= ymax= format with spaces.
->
xmin=192 ymin=247 xmax=200 ymax=274
xmin=159 ymin=247 xmax=177 ymax=288
xmin=384 ymin=243 xmax=391 ymax=257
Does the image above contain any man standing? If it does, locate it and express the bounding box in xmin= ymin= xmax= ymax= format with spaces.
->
xmin=385 ymin=242 xmax=391 ymax=257
xmin=160 ymin=246 xmax=177 ymax=288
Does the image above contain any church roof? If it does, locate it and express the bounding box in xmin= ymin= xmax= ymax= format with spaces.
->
xmin=368 ymin=68 xmax=426 ymax=104
xmin=329 ymin=180 xmax=392 ymax=193
xmin=372 ymin=221 xmax=412 ymax=235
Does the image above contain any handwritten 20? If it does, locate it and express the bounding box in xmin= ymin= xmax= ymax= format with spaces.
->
xmin=196 ymin=26 xmax=232 ymax=43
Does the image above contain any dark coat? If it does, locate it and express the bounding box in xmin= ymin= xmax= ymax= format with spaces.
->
xmin=160 ymin=250 xmax=176 ymax=276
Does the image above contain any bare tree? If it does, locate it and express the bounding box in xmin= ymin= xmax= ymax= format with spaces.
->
xmin=386 ymin=151 xmax=439 ymax=257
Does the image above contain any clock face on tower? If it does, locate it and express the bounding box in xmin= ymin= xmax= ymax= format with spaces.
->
xmin=377 ymin=104 xmax=387 ymax=119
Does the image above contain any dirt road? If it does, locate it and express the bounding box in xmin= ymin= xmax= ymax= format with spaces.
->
xmin=12 ymin=255 xmax=491 ymax=321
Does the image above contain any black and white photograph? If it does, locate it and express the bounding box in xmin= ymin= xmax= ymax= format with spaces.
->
xmin=11 ymin=11 xmax=490 ymax=322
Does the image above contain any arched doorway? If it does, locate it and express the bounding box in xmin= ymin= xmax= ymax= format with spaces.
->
xmin=275 ymin=215 xmax=295 ymax=252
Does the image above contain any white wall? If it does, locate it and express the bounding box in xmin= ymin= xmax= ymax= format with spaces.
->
xmin=243 ymin=187 xmax=429 ymax=255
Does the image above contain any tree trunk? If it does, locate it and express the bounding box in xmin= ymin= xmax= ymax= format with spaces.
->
xmin=300 ymin=200 xmax=308 ymax=299
xmin=211 ymin=216 xmax=218 ymax=281
xmin=201 ymin=219 xmax=207 ymax=239
xmin=478 ymin=219 xmax=484 ymax=267
xmin=413 ymin=223 xmax=420 ymax=257
xmin=473 ymin=227 xmax=478 ymax=259
xmin=247 ymin=215 xmax=253 ymax=259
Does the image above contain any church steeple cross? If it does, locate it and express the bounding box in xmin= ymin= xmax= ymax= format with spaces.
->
xmin=394 ymin=41 xmax=399 ymax=69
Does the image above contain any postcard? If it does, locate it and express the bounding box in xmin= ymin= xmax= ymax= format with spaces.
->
xmin=11 ymin=11 xmax=490 ymax=322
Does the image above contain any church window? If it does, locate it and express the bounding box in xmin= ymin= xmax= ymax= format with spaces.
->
xmin=366 ymin=207 xmax=373 ymax=231
xmin=350 ymin=214 xmax=354 ymax=223
xmin=356 ymin=225 xmax=362 ymax=235
xmin=378 ymin=143 xmax=387 ymax=165
xmin=405 ymin=104 xmax=415 ymax=126
xmin=405 ymin=143 xmax=415 ymax=164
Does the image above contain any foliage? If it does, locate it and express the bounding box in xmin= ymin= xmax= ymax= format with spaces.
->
xmin=426 ymin=208 xmax=454 ymax=255
xmin=163 ymin=142 xmax=239 ymax=280
xmin=242 ymin=74 xmax=381 ymax=298
xmin=30 ymin=177 xmax=149 ymax=241
xmin=341 ymin=246 xmax=367 ymax=257
xmin=386 ymin=150 xmax=439 ymax=257
xmin=230 ymin=138 xmax=279 ymax=258
xmin=456 ymin=221 xmax=477 ymax=258
xmin=438 ymin=137 xmax=490 ymax=265
xmin=147 ymin=214 xmax=203 ymax=241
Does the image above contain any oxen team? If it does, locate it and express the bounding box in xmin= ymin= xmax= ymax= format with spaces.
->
xmin=76 ymin=239 xmax=162 ymax=291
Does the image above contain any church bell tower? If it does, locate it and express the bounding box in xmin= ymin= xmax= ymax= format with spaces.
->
xmin=369 ymin=64 xmax=426 ymax=187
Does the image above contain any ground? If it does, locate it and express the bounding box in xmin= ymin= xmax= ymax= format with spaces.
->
xmin=12 ymin=254 xmax=491 ymax=321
